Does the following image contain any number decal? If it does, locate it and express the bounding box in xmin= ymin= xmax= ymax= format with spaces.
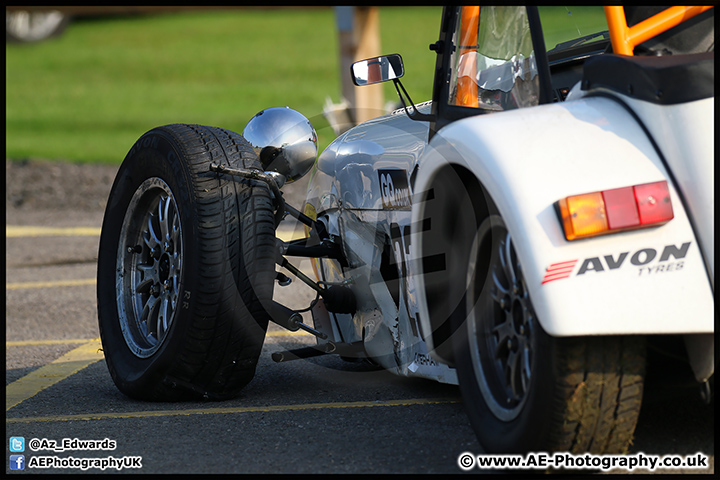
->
xmin=390 ymin=222 xmax=420 ymax=337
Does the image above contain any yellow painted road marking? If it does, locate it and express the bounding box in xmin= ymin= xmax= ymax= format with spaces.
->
xmin=6 ymin=397 xmax=461 ymax=424
xmin=6 ymin=330 xmax=308 ymax=348
xmin=7 ymin=278 xmax=97 ymax=290
xmin=6 ymin=339 xmax=104 ymax=411
xmin=6 ymin=225 xmax=305 ymax=241
xmin=266 ymin=330 xmax=312 ymax=337
xmin=7 ymin=338 xmax=96 ymax=347
xmin=5 ymin=331 xmax=308 ymax=409
xmin=7 ymin=274 xmax=310 ymax=291
xmin=6 ymin=226 xmax=102 ymax=237
xmin=277 ymin=227 xmax=308 ymax=242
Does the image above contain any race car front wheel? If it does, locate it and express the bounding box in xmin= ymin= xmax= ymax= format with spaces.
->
xmin=453 ymin=214 xmax=646 ymax=454
xmin=97 ymin=124 xmax=276 ymax=401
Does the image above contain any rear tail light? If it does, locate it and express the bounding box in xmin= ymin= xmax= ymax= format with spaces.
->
xmin=634 ymin=181 xmax=674 ymax=225
xmin=557 ymin=181 xmax=673 ymax=241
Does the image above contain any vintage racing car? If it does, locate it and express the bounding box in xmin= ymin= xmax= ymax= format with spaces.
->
xmin=97 ymin=6 xmax=714 ymax=454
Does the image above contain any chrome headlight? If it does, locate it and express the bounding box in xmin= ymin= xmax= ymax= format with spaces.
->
xmin=242 ymin=106 xmax=318 ymax=184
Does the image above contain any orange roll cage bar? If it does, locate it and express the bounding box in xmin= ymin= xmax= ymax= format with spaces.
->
xmin=456 ymin=6 xmax=480 ymax=107
xmin=453 ymin=6 xmax=713 ymax=108
xmin=605 ymin=6 xmax=714 ymax=56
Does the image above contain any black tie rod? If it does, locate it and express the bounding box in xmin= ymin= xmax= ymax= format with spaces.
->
xmin=268 ymin=301 xmax=327 ymax=339
xmin=277 ymin=257 xmax=356 ymax=315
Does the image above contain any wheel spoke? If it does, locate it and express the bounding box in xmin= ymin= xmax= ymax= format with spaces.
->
xmin=505 ymin=348 xmax=519 ymax=400
xmin=492 ymin=320 xmax=513 ymax=356
xmin=521 ymin=346 xmax=531 ymax=394
xmin=491 ymin=267 xmax=509 ymax=300
xmin=135 ymin=276 xmax=154 ymax=295
xmin=497 ymin=238 xmax=509 ymax=278
xmin=137 ymin=263 xmax=159 ymax=285
xmin=158 ymin=295 xmax=170 ymax=339
xmin=173 ymin=254 xmax=181 ymax=289
xmin=171 ymin=212 xmax=181 ymax=253
xmin=145 ymin=213 xmax=162 ymax=250
xmin=158 ymin=195 xmax=171 ymax=243
xmin=501 ymin=233 xmax=517 ymax=285
xmin=140 ymin=294 xmax=160 ymax=338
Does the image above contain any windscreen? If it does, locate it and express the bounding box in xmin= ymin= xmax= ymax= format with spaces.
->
xmin=448 ymin=6 xmax=539 ymax=111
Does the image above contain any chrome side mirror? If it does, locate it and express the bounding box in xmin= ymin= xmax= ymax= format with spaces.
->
xmin=351 ymin=54 xmax=404 ymax=86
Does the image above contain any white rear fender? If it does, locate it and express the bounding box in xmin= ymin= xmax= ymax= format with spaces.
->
xmin=411 ymin=96 xmax=714 ymax=356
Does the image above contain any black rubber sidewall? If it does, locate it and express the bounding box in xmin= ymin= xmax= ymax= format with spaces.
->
xmin=97 ymin=125 xmax=271 ymax=400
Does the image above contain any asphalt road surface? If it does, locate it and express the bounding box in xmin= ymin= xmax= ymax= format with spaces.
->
xmin=5 ymin=160 xmax=714 ymax=474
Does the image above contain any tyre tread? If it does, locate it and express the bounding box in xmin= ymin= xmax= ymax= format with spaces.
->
xmin=99 ymin=123 xmax=276 ymax=401
xmin=551 ymin=336 xmax=646 ymax=454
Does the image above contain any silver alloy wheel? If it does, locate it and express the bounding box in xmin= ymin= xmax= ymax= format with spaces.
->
xmin=116 ymin=177 xmax=183 ymax=358
xmin=466 ymin=216 xmax=536 ymax=421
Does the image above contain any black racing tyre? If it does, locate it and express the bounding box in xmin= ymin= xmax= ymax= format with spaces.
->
xmin=97 ymin=124 xmax=277 ymax=401
xmin=453 ymin=213 xmax=646 ymax=454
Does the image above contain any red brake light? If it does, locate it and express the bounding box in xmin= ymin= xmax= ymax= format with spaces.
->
xmin=634 ymin=181 xmax=673 ymax=225
xmin=558 ymin=181 xmax=673 ymax=241
xmin=602 ymin=186 xmax=639 ymax=230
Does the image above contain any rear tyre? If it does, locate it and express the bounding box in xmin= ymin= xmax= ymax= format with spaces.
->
xmin=97 ymin=124 xmax=276 ymax=401
xmin=453 ymin=213 xmax=645 ymax=454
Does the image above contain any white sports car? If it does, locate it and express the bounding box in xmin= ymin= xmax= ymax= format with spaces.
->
xmin=97 ymin=6 xmax=714 ymax=454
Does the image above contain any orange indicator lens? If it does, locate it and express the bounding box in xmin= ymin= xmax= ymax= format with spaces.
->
xmin=559 ymin=192 xmax=607 ymax=241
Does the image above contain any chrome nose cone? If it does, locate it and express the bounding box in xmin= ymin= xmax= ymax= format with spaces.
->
xmin=242 ymin=106 xmax=318 ymax=183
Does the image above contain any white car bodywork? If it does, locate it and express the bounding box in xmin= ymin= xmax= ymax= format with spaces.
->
xmin=306 ymin=84 xmax=714 ymax=385
xmin=413 ymin=92 xmax=714 ymax=340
